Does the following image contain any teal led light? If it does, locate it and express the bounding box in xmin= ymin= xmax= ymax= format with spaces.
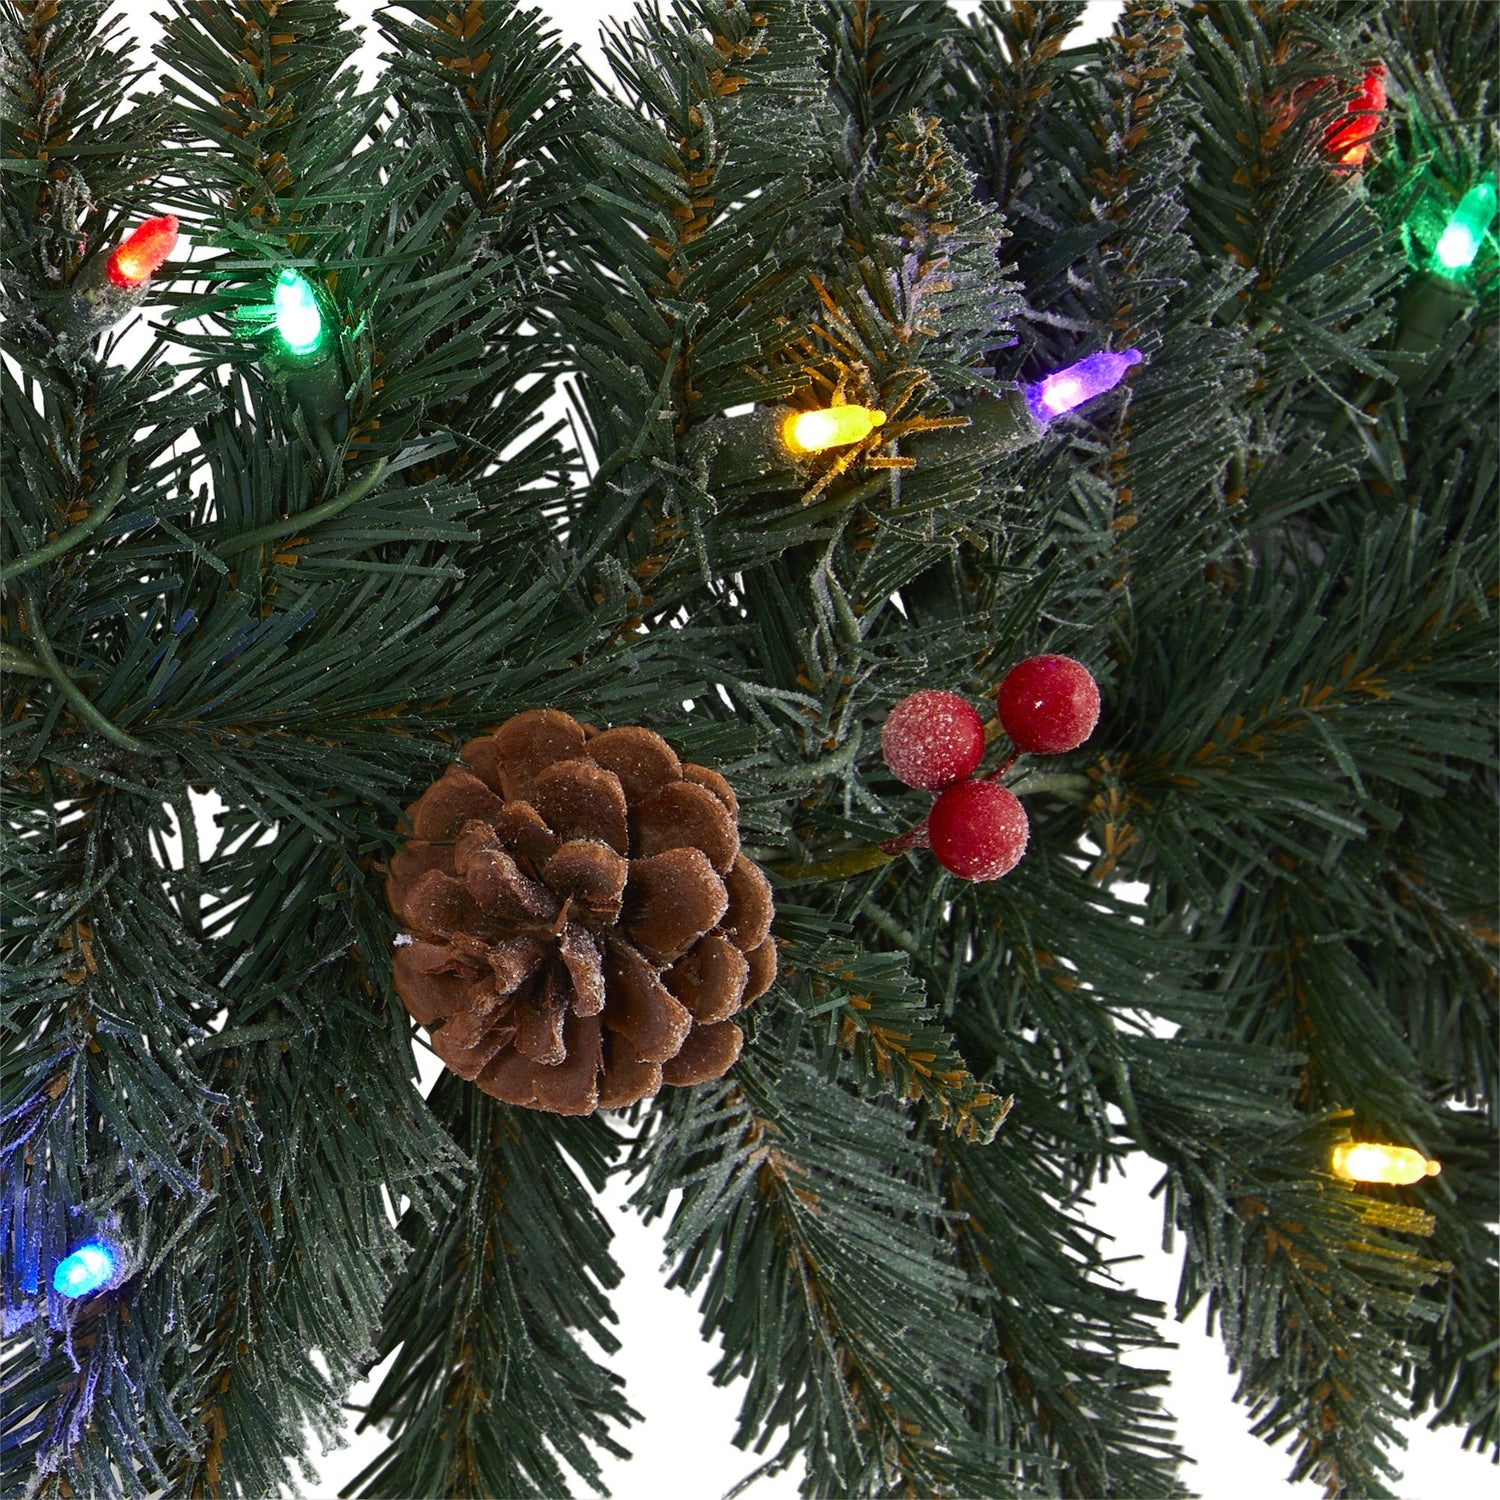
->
xmin=53 ymin=1241 xmax=115 ymax=1298
xmin=273 ymin=268 xmax=326 ymax=355
xmin=1433 ymin=177 xmax=1497 ymax=274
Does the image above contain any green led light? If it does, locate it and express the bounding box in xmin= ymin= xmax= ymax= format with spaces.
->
xmin=273 ymin=268 xmax=326 ymax=355
xmin=1433 ymin=177 xmax=1497 ymax=275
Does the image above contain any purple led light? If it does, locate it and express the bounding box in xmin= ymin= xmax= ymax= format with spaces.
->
xmin=1025 ymin=348 xmax=1143 ymax=422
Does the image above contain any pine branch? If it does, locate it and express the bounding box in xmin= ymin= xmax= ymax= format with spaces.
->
xmin=937 ymin=1128 xmax=1191 ymax=1499
xmin=772 ymin=900 xmax=1013 ymax=1141
xmin=163 ymin=1019 xmax=461 ymax=1500
xmin=554 ymin=0 xmax=835 ymax=584
xmin=1167 ymin=1148 xmax=1452 ymax=1500
xmin=378 ymin=0 xmax=578 ymax=246
xmin=374 ymin=0 xmax=581 ymax=540
xmin=945 ymin=0 xmax=1092 ymax=216
xmin=631 ymin=1041 xmax=1002 ymax=1497
xmin=1095 ymin=495 xmax=1494 ymax=908
xmin=349 ymin=1081 xmax=634 ymax=1500
xmin=154 ymin=0 xmax=365 ymax=228
xmin=1 ymin=0 xmax=170 ymax=320
xmin=1406 ymin=1106 xmax=1500 ymax=1452
xmin=1176 ymin=1 xmax=1402 ymax=395
xmin=2 ymin=762 xmax=468 ymax=1498
xmin=810 ymin=0 xmax=960 ymax=153
xmin=1106 ymin=1025 xmax=1465 ymax=1499
xmin=918 ymin=847 xmax=1205 ymax=1168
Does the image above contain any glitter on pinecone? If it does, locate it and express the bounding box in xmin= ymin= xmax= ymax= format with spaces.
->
xmin=386 ymin=711 xmax=776 ymax=1116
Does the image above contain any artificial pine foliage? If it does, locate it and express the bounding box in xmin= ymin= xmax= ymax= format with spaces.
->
xmin=2 ymin=3 xmax=1495 ymax=1499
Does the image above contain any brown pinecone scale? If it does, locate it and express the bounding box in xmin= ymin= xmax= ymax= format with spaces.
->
xmin=386 ymin=710 xmax=776 ymax=1115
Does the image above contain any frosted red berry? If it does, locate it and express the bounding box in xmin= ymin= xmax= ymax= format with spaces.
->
xmin=928 ymin=780 xmax=1029 ymax=882
xmin=880 ymin=690 xmax=986 ymax=791
xmin=997 ymin=655 xmax=1100 ymax=755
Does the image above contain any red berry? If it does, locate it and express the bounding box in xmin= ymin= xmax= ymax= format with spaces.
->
xmin=928 ymin=780 xmax=1029 ymax=881
xmin=997 ymin=655 xmax=1100 ymax=755
xmin=881 ymin=690 xmax=985 ymax=791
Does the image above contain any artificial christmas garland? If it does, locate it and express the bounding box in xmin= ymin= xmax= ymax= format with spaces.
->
xmin=4 ymin=3 xmax=1494 ymax=1498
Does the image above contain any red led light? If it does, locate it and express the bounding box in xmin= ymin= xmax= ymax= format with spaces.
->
xmin=1325 ymin=66 xmax=1385 ymax=169
xmin=105 ymin=215 xmax=179 ymax=289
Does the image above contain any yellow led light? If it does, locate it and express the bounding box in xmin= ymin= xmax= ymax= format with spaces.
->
xmin=782 ymin=405 xmax=886 ymax=456
xmin=1331 ymin=1141 xmax=1441 ymax=1186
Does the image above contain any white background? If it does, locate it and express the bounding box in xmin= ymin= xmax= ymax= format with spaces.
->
xmin=98 ymin=1 xmax=1495 ymax=1495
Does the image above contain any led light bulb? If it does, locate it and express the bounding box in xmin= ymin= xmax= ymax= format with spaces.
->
xmin=53 ymin=1241 xmax=115 ymax=1297
xmin=782 ymin=405 xmax=886 ymax=455
xmin=1433 ymin=178 xmax=1498 ymax=274
xmin=1331 ymin=1141 xmax=1442 ymax=1186
xmin=1024 ymin=349 xmax=1143 ymax=422
xmin=1324 ymin=67 xmax=1386 ymax=169
xmin=105 ymin=216 xmax=179 ymax=289
xmin=273 ymin=268 xmax=327 ymax=356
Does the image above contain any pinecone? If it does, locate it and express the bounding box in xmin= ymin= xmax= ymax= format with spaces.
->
xmin=386 ymin=710 xmax=776 ymax=1116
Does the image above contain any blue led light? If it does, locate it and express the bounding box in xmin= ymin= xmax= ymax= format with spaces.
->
xmin=1025 ymin=348 xmax=1143 ymax=423
xmin=52 ymin=1242 xmax=115 ymax=1298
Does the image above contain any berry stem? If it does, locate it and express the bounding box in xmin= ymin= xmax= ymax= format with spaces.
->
xmin=770 ymin=843 xmax=897 ymax=884
xmin=771 ymin=810 xmax=936 ymax=884
xmin=983 ymin=751 xmax=1020 ymax=782
xmin=880 ymin=820 xmax=931 ymax=854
